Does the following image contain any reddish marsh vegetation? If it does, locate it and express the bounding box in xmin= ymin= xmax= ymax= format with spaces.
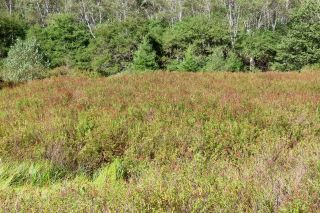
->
xmin=0 ymin=71 xmax=319 ymax=211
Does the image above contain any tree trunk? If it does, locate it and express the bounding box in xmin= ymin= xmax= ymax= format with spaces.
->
xmin=6 ymin=0 xmax=13 ymax=15
xmin=250 ymin=57 xmax=255 ymax=71
xmin=227 ymin=0 xmax=239 ymax=48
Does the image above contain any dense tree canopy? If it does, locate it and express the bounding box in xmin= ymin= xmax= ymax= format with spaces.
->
xmin=28 ymin=14 xmax=90 ymax=68
xmin=274 ymin=1 xmax=320 ymax=70
xmin=0 ymin=0 xmax=319 ymax=77
xmin=87 ymin=18 xmax=147 ymax=75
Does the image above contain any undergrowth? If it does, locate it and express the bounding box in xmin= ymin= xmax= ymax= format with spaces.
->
xmin=0 ymin=71 xmax=319 ymax=211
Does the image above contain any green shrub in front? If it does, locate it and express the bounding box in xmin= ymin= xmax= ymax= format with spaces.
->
xmin=204 ymin=48 xmax=243 ymax=72
xmin=131 ymin=36 xmax=159 ymax=71
xmin=177 ymin=46 xmax=202 ymax=72
xmin=2 ymin=39 xmax=48 ymax=82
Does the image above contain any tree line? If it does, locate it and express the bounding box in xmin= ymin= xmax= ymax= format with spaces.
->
xmin=0 ymin=0 xmax=319 ymax=81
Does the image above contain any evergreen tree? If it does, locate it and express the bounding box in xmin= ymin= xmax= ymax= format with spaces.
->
xmin=132 ymin=37 xmax=159 ymax=71
xmin=28 ymin=14 xmax=91 ymax=68
xmin=203 ymin=47 xmax=226 ymax=71
xmin=223 ymin=52 xmax=244 ymax=72
xmin=178 ymin=46 xmax=201 ymax=72
xmin=204 ymin=48 xmax=243 ymax=72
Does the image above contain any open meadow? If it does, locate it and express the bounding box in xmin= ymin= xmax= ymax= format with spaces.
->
xmin=0 ymin=71 xmax=319 ymax=211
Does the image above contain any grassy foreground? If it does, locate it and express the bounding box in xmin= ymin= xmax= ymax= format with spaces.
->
xmin=0 ymin=71 xmax=320 ymax=211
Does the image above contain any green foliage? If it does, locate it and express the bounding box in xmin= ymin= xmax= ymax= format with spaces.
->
xmin=237 ymin=30 xmax=279 ymax=71
xmin=145 ymin=20 xmax=167 ymax=68
xmin=29 ymin=14 xmax=90 ymax=68
xmin=204 ymin=48 xmax=243 ymax=72
xmin=163 ymin=14 xmax=228 ymax=61
xmin=0 ymin=72 xmax=319 ymax=210
xmin=0 ymin=0 xmax=319 ymax=74
xmin=224 ymin=52 xmax=244 ymax=72
xmin=0 ymin=161 xmax=66 ymax=187
xmin=0 ymin=14 xmax=27 ymax=58
xmin=273 ymin=1 xmax=320 ymax=70
xmin=88 ymin=18 xmax=147 ymax=75
xmin=280 ymin=200 xmax=308 ymax=213
xmin=94 ymin=159 xmax=127 ymax=186
xmin=0 ymin=59 xmax=4 ymax=70
xmin=177 ymin=46 xmax=201 ymax=72
xmin=203 ymin=47 xmax=227 ymax=71
xmin=131 ymin=37 xmax=159 ymax=71
xmin=2 ymin=38 xmax=48 ymax=82
xmin=302 ymin=63 xmax=320 ymax=72
xmin=76 ymin=113 xmax=95 ymax=138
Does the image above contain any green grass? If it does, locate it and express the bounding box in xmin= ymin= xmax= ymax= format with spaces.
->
xmin=0 ymin=71 xmax=319 ymax=211
xmin=0 ymin=161 xmax=66 ymax=187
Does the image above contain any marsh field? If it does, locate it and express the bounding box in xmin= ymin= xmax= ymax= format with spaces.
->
xmin=0 ymin=71 xmax=319 ymax=211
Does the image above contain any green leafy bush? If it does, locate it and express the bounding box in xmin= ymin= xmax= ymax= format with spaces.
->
xmin=203 ymin=47 xmax=226 ymax=71
xmin=301 ymin=63 xmax=320 ymax=72
xmin=224 ymin=52 xmax=244 ymax=72
xmin=2 ymin=39 xmax=48 ymax=82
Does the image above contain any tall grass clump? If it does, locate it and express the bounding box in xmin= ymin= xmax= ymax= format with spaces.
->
xmin=0 ymin=161 xmax=67 ymax=187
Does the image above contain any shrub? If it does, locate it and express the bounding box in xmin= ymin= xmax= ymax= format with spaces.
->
xmin=131 ymin=37 xmax=159 ymax=71
xmin=167 ymin=59 xmax=181 ymax=71
xmin=203 ymin=47 xmax=226 ymax=71
xmin=0 ymin=72 xmax=319 ymax=210
xmin=224 ymin=52 xmax=244 ymax=72
xmin=2 ymin=39 xmax=48 ymax=82
xmin=301 ymin=63 xmax=320 ymax=72
xmin=204 ymin=48 xmax=243 ymax=72
xmin=163 ymin=14 xmax=228 ymax=61
xmin=177 ymin=46 xmax=201 ymax=72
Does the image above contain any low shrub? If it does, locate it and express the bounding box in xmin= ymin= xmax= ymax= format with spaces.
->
xmin=0 ymin=72 xmax=319 ymax=211
xmin=204 ymin=48 xmax=243 ymax=72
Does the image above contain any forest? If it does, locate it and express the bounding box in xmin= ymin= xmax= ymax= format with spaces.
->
xmin=0 ymin=0 xmax=320 ymax=81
